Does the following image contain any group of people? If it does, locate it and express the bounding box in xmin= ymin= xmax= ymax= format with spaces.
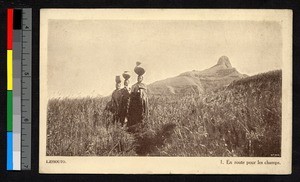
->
xmin=108 ymin=62 xmax=148 ymax=129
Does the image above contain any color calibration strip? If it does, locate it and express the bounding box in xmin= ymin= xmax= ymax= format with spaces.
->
xmin=7 ymin=8 xmax=32 ymax=171
xmin=7 ymin=8 xmax=14 ymax=170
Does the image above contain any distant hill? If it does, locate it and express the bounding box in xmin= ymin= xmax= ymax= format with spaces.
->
xmin=148 ymin=56 xmax=248 ymax=96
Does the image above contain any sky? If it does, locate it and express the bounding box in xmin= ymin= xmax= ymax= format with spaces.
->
xmin=47 ymin=20 xmax=282 ymax=98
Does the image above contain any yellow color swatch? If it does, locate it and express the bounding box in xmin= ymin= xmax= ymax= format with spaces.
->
xmin=7 ymin=50 xmax=13 ymax=90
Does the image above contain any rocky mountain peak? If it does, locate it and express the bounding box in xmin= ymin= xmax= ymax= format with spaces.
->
xmin=217 ymin=56 xmax=232 ymax=68
xmin=148 ymin=56 xmax=246 ymax=96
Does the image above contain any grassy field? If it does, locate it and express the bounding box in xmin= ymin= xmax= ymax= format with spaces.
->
xmin=47 ymin=70 xmax=282 ymax=157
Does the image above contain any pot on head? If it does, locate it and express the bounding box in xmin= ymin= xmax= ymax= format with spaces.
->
xmin=115 ymin=75 xmax=121 ymax=83
xmin=122 ymin=71 xmax=131 ymax=80
xmin=134 ymin=62 xmax=145 ymax=76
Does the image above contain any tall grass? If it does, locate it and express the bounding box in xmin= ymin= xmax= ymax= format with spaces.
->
xmin=47 ymin=70 xmax=281 ymax=157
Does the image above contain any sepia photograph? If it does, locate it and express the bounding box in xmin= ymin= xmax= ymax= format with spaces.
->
xmin=39 ymin=9 xmax=292 ymax=174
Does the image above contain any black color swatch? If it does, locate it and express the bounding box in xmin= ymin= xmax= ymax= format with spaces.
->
xmin=13 ymin=9 xmax=22 ymax=30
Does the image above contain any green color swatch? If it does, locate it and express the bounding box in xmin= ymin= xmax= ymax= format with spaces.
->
xmin=7 ymin=91 xmax=13 ymax=131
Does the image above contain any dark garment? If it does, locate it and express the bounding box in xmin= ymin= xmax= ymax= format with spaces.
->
xmin=111 ymin=89 xmax=122 ymax=123
xmin=119 ymin=87 xmax=130 ymax=125
xmin=127 ymin=83 xmax=148 ymax=128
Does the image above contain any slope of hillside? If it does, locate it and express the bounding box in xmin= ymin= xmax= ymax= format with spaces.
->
xmin=148 ymin=56 xmax=247 ymax=96
xmin=200 ymin=70 xmax=282 ymax=156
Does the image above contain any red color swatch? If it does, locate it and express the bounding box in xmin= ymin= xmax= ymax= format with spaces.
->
xmin=7 ymin=9 xmax=13 ymax=50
